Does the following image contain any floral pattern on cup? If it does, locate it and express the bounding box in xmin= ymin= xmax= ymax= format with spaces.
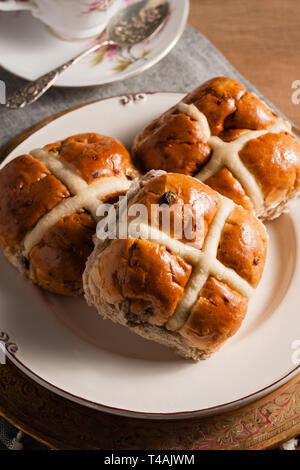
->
xmin=83 ymin=0 xmax=118 ymax=14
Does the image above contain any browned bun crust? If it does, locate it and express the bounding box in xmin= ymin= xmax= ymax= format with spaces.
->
xmin=93 ymin=237 xmax=192 ymax=326
xmin=0 ymin=155 xmax=69 ymax=250
xmin=133 ymin=77 xmax=300 ymax=220
xmin=183 ymin=77 xmax=277 ymax=134
xmin=0 ymin=133 xmax=138 ymax=296
xmin=239 ymin=131 xmax=300 ymax=205
xmin=130 ymin=172 xmax=221 ymax=249
xmin=180 ymin=276 xmax=248 ymax=353
xmin=132 ymin=113 xmax=211 ymax=175
xmin=205 ymin=167 xmax=253 ymax=211
xmin=83 ymin=171 xmax=268 ymax=360
xmin=217 ymin=206 xmax=267 ymax=288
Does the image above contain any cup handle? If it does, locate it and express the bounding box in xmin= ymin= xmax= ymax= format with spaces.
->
xmin=0 ymin=1 xmax=37 ymax=12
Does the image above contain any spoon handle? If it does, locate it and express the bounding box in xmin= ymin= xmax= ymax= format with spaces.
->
xmin=5 ymin=40 xmax=114 ymax=109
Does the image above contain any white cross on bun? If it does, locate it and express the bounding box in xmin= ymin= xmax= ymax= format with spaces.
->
xmin=0 ymin=133 xmax=137 ymax=296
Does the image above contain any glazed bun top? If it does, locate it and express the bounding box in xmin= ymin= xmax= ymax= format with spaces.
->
xmin=130 ymin=172 xmax=221 ymax=249
xmin=0 ymin=154 xmax=70 ymax=250
xmin=133 ymin=111 xmax=212 ymax=175
xmin=0 ymin=133 xmax=137 ymax=252
xmin=128 ymin=173 xmax=267 ymax=290
xmin=133 ymin=77 xmax=300 ymax=219
xmin=85 ymin=171 xmax=268 ymax=352
xmin=183 ymin=76 xmax=278 ymax=135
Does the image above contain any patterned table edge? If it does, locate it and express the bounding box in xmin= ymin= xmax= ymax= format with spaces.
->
xmin=0 ymin=89 xmax=299 ymax=449
xmin=0 ymin=360 xmax=299 ymax=450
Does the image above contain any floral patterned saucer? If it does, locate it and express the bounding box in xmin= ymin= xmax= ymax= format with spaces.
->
xmin=0 ymin=0 xmax=189 ymax=87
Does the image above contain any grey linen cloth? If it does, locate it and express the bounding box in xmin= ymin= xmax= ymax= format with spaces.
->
xmin=0 ymin=25 xmax=293 ymax=450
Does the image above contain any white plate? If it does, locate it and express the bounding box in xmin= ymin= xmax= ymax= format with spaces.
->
xmin=1 ymin=92 xmax=299 ymax=419
xmin=0 ymin=0 xmax=189 ymax=88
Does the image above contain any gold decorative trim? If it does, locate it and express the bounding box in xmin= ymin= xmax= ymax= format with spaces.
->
xmin=0 ymin=360 xmax=299 ymax=450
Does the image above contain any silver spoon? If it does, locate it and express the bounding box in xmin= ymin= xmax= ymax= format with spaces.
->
xmin=5 ymin=0 xmax=169 ymax=109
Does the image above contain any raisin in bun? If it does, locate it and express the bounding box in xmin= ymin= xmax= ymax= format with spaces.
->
xmin=83 ymin=171 xmax=268 ymax=360
xmin=133 ymin=77 xmax=300 ymax=220
xmin=0 ymin=133 xmax=138 ymax=296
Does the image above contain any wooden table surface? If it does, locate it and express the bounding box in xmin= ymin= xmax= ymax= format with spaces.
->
xmin=188 ymin=0 xmax=300 ymax=128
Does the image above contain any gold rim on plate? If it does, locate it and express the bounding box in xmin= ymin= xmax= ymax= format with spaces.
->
xmin=0 ymin=360 xmax=299 ymax=450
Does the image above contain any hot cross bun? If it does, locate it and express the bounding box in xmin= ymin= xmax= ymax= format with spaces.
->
xmin=133 ymin=77 xmax=300 ymax=220
xmin=83 ymin=171 xmax=268 ymax=360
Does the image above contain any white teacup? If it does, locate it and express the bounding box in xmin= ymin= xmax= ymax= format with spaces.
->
xmin=0 ymin=0 xmax=122 ymax=40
